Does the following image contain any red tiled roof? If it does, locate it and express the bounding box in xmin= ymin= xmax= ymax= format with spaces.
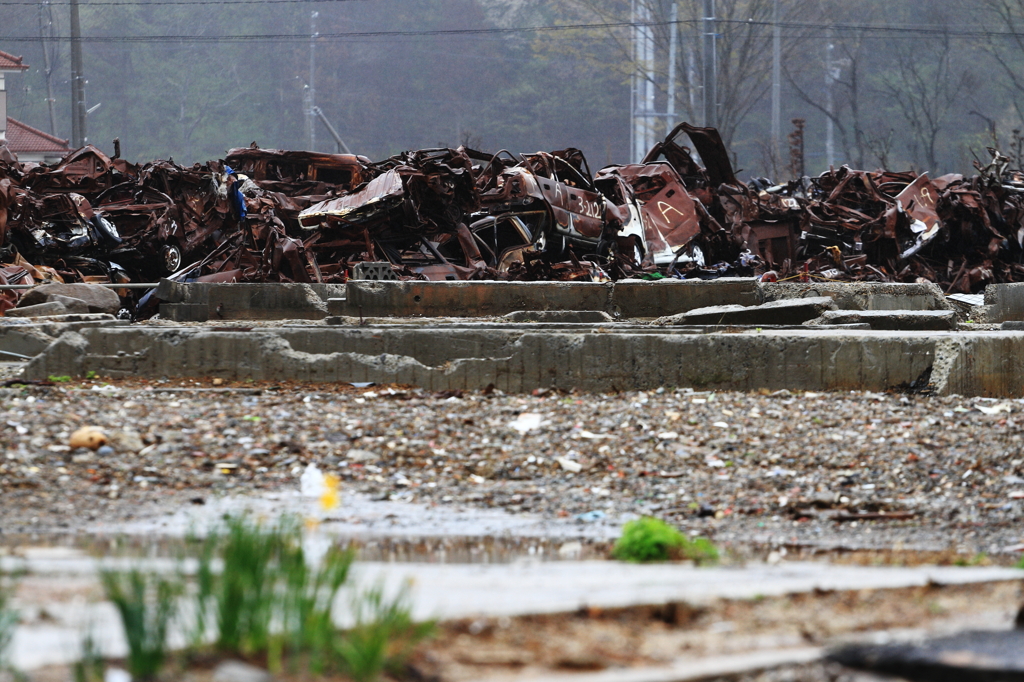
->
xmin=5 ymin=118 xmax=69 ymax=153
xmin=0 ymin=50 xmax=28 ymax=71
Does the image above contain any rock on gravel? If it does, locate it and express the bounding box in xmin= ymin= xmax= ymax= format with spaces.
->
xmin=17 ymin=283 xmax=121 ymax=315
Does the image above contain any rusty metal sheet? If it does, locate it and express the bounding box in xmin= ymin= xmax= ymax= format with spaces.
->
xmin=895 ymin=174 xmax=941 ymax=232
xmin=298 ymin=170 xmax=404 ymax=229
xmin=643 ymin=123 xmax=738 ymax=188
xmin=225 ymin=145 xmax=368 ymax=195
xmin=597 ymin=163 xmax=700 ymax=265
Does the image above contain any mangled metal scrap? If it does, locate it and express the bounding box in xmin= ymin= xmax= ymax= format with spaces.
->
xmin=758 ymin=151 xmax=1024 ymax=292
xmin=225 ymin=145 xmax=369 ymax=196
xmin=8 ymin=120 xmax=1024 ymax=317
xmin=298 ymin=147 xmax=486 ymax=281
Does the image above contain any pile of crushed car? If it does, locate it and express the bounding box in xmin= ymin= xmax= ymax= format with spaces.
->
xmin=1 ymin=122 xmax=1023 ymax=316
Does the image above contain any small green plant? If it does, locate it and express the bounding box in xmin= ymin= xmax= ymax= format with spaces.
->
xmin=336 ymin=585 xmax=435 ymax=682
xmin=73 ymin=631 xmax=106 ymax=682
xmin=47 ymin=375 xmax=72 ymax=383
xmin=193 ymin=514 xmax=356 ymax=673
xmin=209 ymin=516 xmax=284 ymax=656
xmin=85 ymin=370 xmax=98 ymax=380
xmin=954 ymin=552 xmax=989 ymax=567
xmin=273 ymin=535 xmax=353 ymax=673
xmin=612 ymin=517 xmax=719 ymax=564
xmin=100 ymin=569 xmax=182 ymax=682
xmin=104 ymin=515 xmax=431 ymax=681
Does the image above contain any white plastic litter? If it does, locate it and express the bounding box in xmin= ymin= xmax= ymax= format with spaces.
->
xmin=300 ymin=463 xmax=326 ymax=498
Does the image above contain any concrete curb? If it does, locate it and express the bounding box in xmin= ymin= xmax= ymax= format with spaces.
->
xmin=22 ymin=325 xmax=1024 ymax=396
xmin=150 ymin=280 xmax=969 ymax=322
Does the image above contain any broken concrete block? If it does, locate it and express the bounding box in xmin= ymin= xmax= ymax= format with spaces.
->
xmin=154 ymin=277 xmax=189 ymax=303
xmin=0 ymin=325 xmax=55 ymax=358
xmin=811 ymin=309 xmax=957 ymax=331
xmin=18 ymin=283 xmax=121 ymax=315
xmin=658 ymin=296 xmax=836 ymax=326
xmin=48 ymin=295 xmax=90 ymax=314
xmin=761 ymin=281 xmax=951 ymax=311
xmin=6 ymin=301 xmax=67 ymax=318
xmin=502 ymin=310 xmax=614 ymax=323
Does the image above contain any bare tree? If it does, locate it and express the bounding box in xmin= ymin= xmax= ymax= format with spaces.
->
xmin=784 ymin=15 xmax=870 ymax=168
xmin=981 ymin=0 xmax=1024 ymax=132
xmin=547 ymin=0 xmax=814 ymax=149
xmin=880 ymin=31 xmax=976 ymax=171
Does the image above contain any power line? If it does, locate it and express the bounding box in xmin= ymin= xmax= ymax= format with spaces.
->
xmin=0 ymin=17 xmax=1021 ymax=44
xmin=0 ymin=19 xmax=680 ymax=42
xmin=6 ymin=0 xmax=373 ymax=5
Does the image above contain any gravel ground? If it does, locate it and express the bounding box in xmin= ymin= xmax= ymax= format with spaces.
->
xmin=1 ymin=373 xmax=1023 ymax=557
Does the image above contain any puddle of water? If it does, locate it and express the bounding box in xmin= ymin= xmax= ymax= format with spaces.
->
xmin=3 ymin=531 xmax=1011 ymax=568
xmin=0 ymin=532 xmax=612 ymax=565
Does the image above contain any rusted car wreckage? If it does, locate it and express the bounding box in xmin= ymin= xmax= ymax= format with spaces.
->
xmin=1 ymin=123 xmax=1023 ymax=316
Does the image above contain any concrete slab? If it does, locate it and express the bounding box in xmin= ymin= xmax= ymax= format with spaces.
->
xmin=981 ymin=282 xmax=1024 ymax=322
xmin=490 ymin=649 xmax=824 ymax=682
xmin=659 ymin=297 xmax=836 ymax=326
xmin=502 ymin=310 xmax=614 ymax=323
xmin=611 ymin=278 xmax=761 ymax=317
xmin=21 ymin=324 xmax=1024 ymax=396
xmin=5 ymin=550 xmax=1023 ymax=670
xmin=762 ymin=282 xmax=951 ymax=311
xmin=205 ymin=283 xmax=345 ymax=320
xmin=0 ymin=317 xmax=126 ymax=360
xmin=337 ymin=280 xmax=614 ymax=318
xmin=143 ymin=279 xmax=958 ymax=324
xmin=48 ymin=295 xmax=90 ymax=314
xmin=6 ymin=301 xmax=67 ymax=318
xmin=158 ymin=303 xmax=208 ymax=321
xmin=332 ymin=279 xmax=762 ymax=319
xmin=813 ymin=309 xmax=958 ymax=331
xmin=155 ymin=280 xmax=347 ymax=322
xmin=20 ymin=313 xmax=119 ymax=325
xmin=0 ymin=325 xmax=54 ymax=358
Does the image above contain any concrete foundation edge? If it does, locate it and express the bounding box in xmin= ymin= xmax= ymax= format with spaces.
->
xmin=22 ymin=327 xmax=1024 ymax=396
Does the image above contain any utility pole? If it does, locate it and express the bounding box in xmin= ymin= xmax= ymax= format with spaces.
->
xmin=702 ymin=0 xmax=717 ymax=129
xmin=69 ymin=0 xmax=85 ymax=147
xmin=666 ymin=2 xmax=678 ymax=124
xmin=642 ymin=3 xmax=654 ymax=153
xmin=629 ymin=0 xmax=636 ymax=163
xmin=307 ymin=6 xmax=318 ymax=152
xmin=312 ymin=106 xmax=352 ymax=154
xmin=824 ymin=28 xmax=835 ymax=168
xmin=631 ymin=0 xmax=655 ymax=162
xmin=631 ymin=1 xmax=681 ymax=161
xmin=38 ymin=0 xmax=58 ymax=137
xmin=771 ymin=0 xmax=781 ymax=163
